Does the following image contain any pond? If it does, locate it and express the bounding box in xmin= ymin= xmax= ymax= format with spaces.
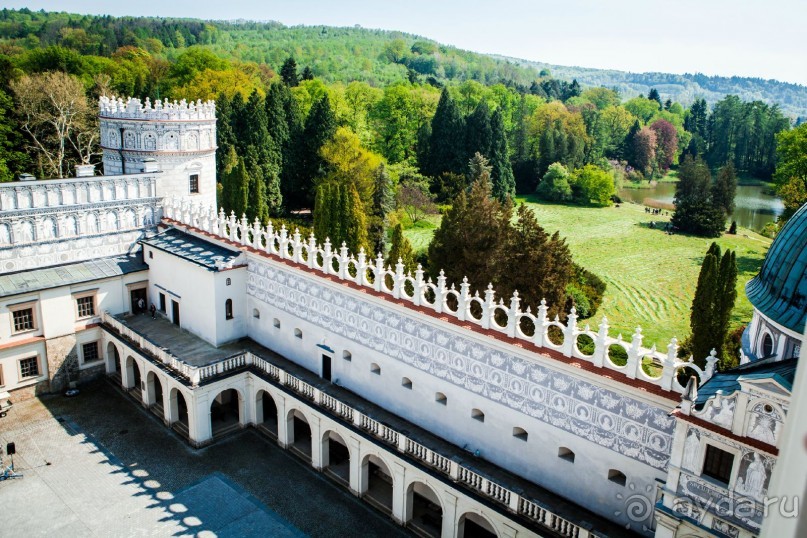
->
xmin=618 ymin=182 xmax=784 ymax=231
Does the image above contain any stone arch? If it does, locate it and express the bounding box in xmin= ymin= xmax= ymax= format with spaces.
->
xmin=255 ymin=388 xmax=279 ymax=437
xmin=186 ymin=132 xmax=199 ymax=150
xmin=143 ymin=207 xmax=154 ymax=226
xmin=64 ymin=215 xmax=78 ymax=237
xmin=744 ymin=398 xmax=784 ymax=445
xmin=163 ymin=131 xmax=179 ymax=151
xmin=286 ymin=407 xmax=313 ymax=461
xmin=107 ymin=128 xmax=120 ymax=148
xmin=106 ymin=341 xmax=122 ymax=375
xmin=321 ymin=429 xmax=351 ymax=486
xmin=122 ymin=208 xmax=136 ymax=229
xmin=405 ymin=479 xmax=444 ymax=537
xmin=106 ymin=210 xmax=119 ymax=231
xmin=0 ymin=222 xmax=12 ymax=244
xmin=145 ymin=370 xmax=164 ymax=412
xmin=168 ymin=387 xmax=190 ymax=436
xmin=20 ymin=220 xmax=35 ymax=243
xmin=457 ymin=511 xmax=498 ymax=538
xmin=361 ymin=452 xmax=394 ymax=515
xmin=86 ymin=213 xmax=100 ymax=234
xmin=123 ymin=130 xmax=136 ymax=149
xmin=41 ymin=217 xmax=57 ymax=240
xmin=210 ymin=387 xmax=245 ymax=437
xmin=143 ymin=131 xmax=157 ymax=151
xmin=124 ymin=355 xmax=142 ymax=393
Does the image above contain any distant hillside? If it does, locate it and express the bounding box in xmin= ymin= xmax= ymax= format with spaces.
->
xmin=495 ymin=55 xmax=807 ymax=120
xmin=1 ymin=8 xmax=806 ymax=118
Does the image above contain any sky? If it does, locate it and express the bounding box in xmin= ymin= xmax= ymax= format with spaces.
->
xmin=7 ymin=0 xmax=807 ymax=85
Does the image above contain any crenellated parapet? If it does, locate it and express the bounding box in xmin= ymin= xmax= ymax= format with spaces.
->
xmin=163 ymin=197 xmax=722 ymax=395
xmin=99 ymin=95 xmax=216 ymax=121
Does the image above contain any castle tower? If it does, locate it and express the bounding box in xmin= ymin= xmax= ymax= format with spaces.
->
xmin=99 ymin=96 xmax=217 ymax=208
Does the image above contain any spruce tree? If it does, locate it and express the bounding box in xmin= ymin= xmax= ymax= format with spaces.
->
xmin=369 ymin=164 xmax=394 ymax=255
xmin=280 ymin=57 xmax=299 ymax=86
xmin=426 ymin=88 xmax=466 ymax=178
xmin=342 ymin=183 xmax=370 ymax=254
xmin=489 ymin=108 xmax=515 ymax=202
xmin=712 ymin=161 xmax=737 ymax=218
xmin=689 ymin=246 xmax=720 ymax=368
xmin=715 ymin=249 xmax=738 ymax=363
xmin=465 ymin=101 xmax=492 ymax=162
xmin=296 ymin=95 xmax=337 ymax=208
xmin=672 ymin=155 xmax=725 ymax=237
xmin=387 ymin=223 xmax=416 ymax=274
xmin=648 ymin=88 xmax=662 ymax=107
xmin=222 ymin=159 xmax=250 ymax=219
xmin=215 ymin=93 xmax=236 ymax=183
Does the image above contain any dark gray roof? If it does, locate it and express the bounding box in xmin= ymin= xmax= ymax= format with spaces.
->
xmin=141 ymin=228 xmax=241 ymax=271
xmin=0 ymin=254 xmax=148 ymax=298
xmin=746 ymin=202 xmax=807 ymax=334
xmin=694 ymin=357 xmax=798 ymax=406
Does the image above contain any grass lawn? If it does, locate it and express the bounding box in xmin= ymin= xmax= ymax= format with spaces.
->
xmin=403 ymin=198 xmax=771 ymax=348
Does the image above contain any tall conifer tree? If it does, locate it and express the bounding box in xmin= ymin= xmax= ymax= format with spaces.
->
xmin=489 ymin=109 xmax=516 ymax=202
xmin=426 ymin=88 xmax=465 ymax=178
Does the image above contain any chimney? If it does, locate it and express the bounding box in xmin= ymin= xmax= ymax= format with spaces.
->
xmin=142 ymin=158 xmax=160 ymax=173
xmin=75 ymin=164 xmax=95 ymax=178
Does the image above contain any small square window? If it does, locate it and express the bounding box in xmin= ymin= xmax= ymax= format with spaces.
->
xmin=19 ymin=356 xmax=40 ymax=379
xmin=76 ymin=295 xmax=96 ymax=318
xmin=82 ymin=341 xmax=100 ymax=363
xmin=12 ymin=307 xmax=35 ymax=333
xmin=189 ymin=174 xmax=199 ymax=194
xmin=702 ymin=445 xmax=735 ymax=486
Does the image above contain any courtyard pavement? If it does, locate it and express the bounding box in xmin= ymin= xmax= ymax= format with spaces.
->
xmin=0 ymin=380 xmax=411 ymax=537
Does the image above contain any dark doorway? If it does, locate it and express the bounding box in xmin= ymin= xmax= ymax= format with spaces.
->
xmin=130 ymin=288 xmax=147 ymax=314
xmin=159 ymin=292 xmax=166 ymax=312
xmin=172 ymin=300 xmax=180 ymax=326
xmin=322 ymin=354 xmax=332 ymax=382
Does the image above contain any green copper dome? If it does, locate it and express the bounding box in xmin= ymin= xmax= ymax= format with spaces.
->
xmin=746 ymin=202 xmax=807 ymax=334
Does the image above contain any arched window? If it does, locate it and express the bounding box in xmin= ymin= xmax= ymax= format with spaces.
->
xmin=252 ymin=308 xmax=260 ymax=319
xmin=370 ymin=363 xmax=381 ymax=375
xmin=342 ymin=350 xmax=352 ymax=361
xmin=608 ymin=469 xmax=626 ymax=486
xmin=294 ymin=328 xmax=302 ymax=339
xmin=558 ymin=447 xmax=575 ymax=462
xmin=761 ymin=332 xmax=774 ymax=358
xmin=513 ymin=427 xmax=528 ymax=441
xmin=435 ymin=392 xmax=447 ymax=405
xmin=471 ymin=408 xmax=485 ymax=422
xmin=273 ymin=318 xmax=281 ymax=329
xmin=401 ymin=377 xmax=412 ymax=389
xmin=225 ymin=299 xmax=233 ymax=320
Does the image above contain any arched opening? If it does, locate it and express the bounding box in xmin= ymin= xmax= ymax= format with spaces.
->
xmin=458 ymin=512 xmax=498 ymax=538
xmin=125 ymin=356 xmax=141 ymax=396
xmin=146 ymin=371 xmax=164 ymax=416
xmin=169 ymin=388 xmax=189 ymax=438
xmin=761 ymin=332 xmax=774 ymax=358
xmin=252 ymin=308 xmax=260 ymax=319
xmin=512 ymin=427 xmax=528 ymax=441
xmin=225 ymin=299 xmax=233 ymax=320
xmin=608 ymin=469 xmax=627 ymax=486
xmin=288 ymin=409 xmax=312 ymax=461
xmin=558 ymin=447 xmax=575 ymax=463
xmin=406 ymin=481 xmax=443 ymax=537
xmin=361 ymin=454 xmax=393 ymax=515
xmin=106 ymin=342 xmax=121 ymax=377
xmin=322 ymin=430 xmax=350 ymax=486
xmin=210 ymin=388 xmax=242 ymax=437
xmin=255 ymin=390 xmax=278 ymax=438
xmin=471 ymin=408 xmax=485 ymax=422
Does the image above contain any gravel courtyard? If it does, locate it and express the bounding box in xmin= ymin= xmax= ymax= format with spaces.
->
xmin=0 ymin=380 xmax=410 ymax=537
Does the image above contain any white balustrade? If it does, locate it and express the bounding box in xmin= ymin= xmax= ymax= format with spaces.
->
xmin=162 ymin=196 xmax=725 ymax=395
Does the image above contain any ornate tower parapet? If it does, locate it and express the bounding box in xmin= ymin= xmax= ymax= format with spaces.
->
xmin=99 ymin=96 xmax=217 ymax=208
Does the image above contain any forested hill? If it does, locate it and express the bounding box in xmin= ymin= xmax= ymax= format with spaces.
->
xmin=496 ymin=56 xmax=807 ymax=121
xmin=2 ymin=8 xmax=806 ymax=118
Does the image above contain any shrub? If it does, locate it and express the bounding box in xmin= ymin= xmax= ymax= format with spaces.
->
xmin=728 ymin=220 xmax=737 ymax=234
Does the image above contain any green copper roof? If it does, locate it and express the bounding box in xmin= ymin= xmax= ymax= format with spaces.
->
xmin=695 ymin=356 xmax=797 ymax=406
xmin=746 ymin=202 xmax=807 ymax=334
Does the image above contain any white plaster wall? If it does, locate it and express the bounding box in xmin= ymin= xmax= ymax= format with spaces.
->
xmin=144 ymin=247 xmax=218 ymax=345
xmin=214 ymin=267 xmax=247 ymax=346
xmin=0 ymin=340 xmax=48 ymax=392
xmin=244 ymin=283 xmax=665 ymax=532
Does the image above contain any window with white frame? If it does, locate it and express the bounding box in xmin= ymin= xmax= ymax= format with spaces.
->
xmin=10 ymin=304 xmax=36 ymax=333
xmin=76 ymin=294 xmax=96 ymax=319
xmin=81 ymin=341 xmax=100 ymax=364
xmin=19 ymin=356 xmax=40 ymax=379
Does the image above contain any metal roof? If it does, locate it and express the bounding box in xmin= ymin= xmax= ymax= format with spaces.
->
xmin=141 ymin=228 xmax=241 ymax=271
xmin=0 ymin=254 xmax=148 ymax=298
xmin=694 ymin=356 xmax=798 ymax=406
xmin=746 ymin=202 xmax=807 ymax=334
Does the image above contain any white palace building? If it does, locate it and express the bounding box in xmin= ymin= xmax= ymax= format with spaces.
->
xmin=0 ymin=96 xmax=805 ymax=538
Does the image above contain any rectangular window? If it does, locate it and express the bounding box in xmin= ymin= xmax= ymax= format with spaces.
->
xmin=12 ymin=307 xmax=35 ymax=333
xmin=76 ymin=296 xmax=96 ymax=318
xmin=19 ymin=356 xmax=40 ymax=379
xmin=189 ymin=174 xmax=199 ymax=194
xmin=82 ymin=342 xmax=100 ymax=363
xmin=702 ymin=445 xmax=735 ymax=485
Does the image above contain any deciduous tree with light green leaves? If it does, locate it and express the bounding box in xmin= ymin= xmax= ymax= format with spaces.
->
xmin=773 ymin=123 xmax=807 ymax=222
